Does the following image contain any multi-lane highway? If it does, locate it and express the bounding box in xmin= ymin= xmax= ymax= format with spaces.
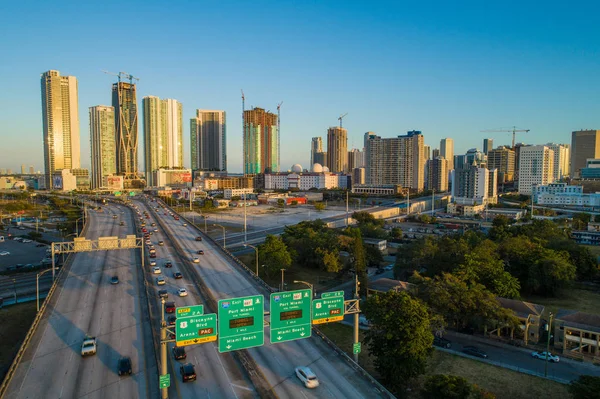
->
xmin=146 ymin=198 xmax=389 ymax=399
xmin=3 ymin=204 xmax=158 ymax=399
xmin=132 ymin=200 xmax=257 ymax=398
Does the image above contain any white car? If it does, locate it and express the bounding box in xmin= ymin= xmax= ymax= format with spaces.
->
xmin=149 ymin=260 xmax=157 ymax=266
xmin=22 ymin=239 xmax=32 ymax=243
xmin=178 ymin=288 xmax=188 ymax=297
xmin=192 ymin=257 xmax=200 ymax=263
xmin=156 ymin=276 xmax=166 ymax=286
xmin=295 ymin=366 xmax=319 ymax=388
xmin=182 ymin=223 xmax=187 ymax=227
xmin=0 ymin=251 xmax=10 ymax=256
xmin=531 ymin=351 xmax=560 ymax=362
xmin=81 ymin=336 xmax=97 ymax=356
xmin=152 ymin=267 xmax=161 ymax=274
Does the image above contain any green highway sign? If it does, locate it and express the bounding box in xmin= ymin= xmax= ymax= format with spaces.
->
xmin=312 ymin=295 xmax=345 ymax=325
xmin=353 ymin=342 xmax=361 ymax=354
xmin=159 ymin=374 xmax=170 ymax=389
xmin=270 ymin=289 xmax=312 ymax=344
xmin=129 ymin=191 xmax=135 ymax=196
xmin=218 ymin=295 xmax=264 ymax=353
xmin=321 ymin=290 xmax=345 ymax=298
xmin=176 ymin=313 xmax=217 ymax=347
xmin=176 ymin=305 xmax=204 ymax=318
xmin=114 ymin=191 xmax=122 ymax=196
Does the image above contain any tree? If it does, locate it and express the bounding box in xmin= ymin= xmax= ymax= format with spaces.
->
xmin=421 ymin=374 xmax=472 ymax=399
xmin=363 ymin=291 xmax=432 ymax=393
xmin=314 ymin=202 xmax=326 ymax=211
xmin=318 ymin=248 xmax=342 ymax=273
xmin=389 ymin=227 xmax=403 ymax=240
xmin=348 ymin=228 xmax=368 ymax=293
xmin=569 ymin=375 xmax=600 ymax=399
xmin=277 ymin=199 xmax=285 ymax=208
xmin=258 ymin=235 xmax=292 ymax=277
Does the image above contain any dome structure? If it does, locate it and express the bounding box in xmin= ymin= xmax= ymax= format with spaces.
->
xmin=291 ymin=164 xmax=303 ymax=173
xmin=312 ymin=163 xmax=323 ymax=173
xmin=322 ymin=166 xmax=330 ymax=172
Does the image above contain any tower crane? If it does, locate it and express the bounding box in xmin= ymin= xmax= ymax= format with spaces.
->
xmin=102 ymin=70 xmax=139 ymax=84
xmin=338 ymin=113 xmax=348 ymax=128
xmin=480 ymin=126 xmax=530 ymax=149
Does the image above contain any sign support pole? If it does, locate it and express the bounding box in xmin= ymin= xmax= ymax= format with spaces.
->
xmin=354 ymin=273 xmax=360 ymax=363
xmin=160 ymin=298 xmax=168 ymax=399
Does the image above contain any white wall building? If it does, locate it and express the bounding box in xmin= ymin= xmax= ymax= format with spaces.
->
xmin=533 ymin=183 xmax=591 ymax=206
xmin=264 ymin=163 xmax=348 ymax=190
xmin=223 ymin=188 xmax=254 ymax=199
xmin=518 ymin=145 xmax=555 ymax=195
xmin=546 ymin=143 xmax=570 ymax=181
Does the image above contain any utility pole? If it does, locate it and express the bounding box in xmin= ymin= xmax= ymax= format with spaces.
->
xmin=346 ymin=190 xmax=349 ymax=228
xmin=545 ymin=312 xmax=553 ymax=378
xmin=354 ymin=272 xmax=360 ymax=363
xmin=244 ymin=192 xmax=247 ymax=243
xmin=407 ymin=188 xmax=410 ymax=216
xmin=160 ymin=297 xmax=168 ymax=399
xmin=280 ymin=269 xmax=285 ymax=292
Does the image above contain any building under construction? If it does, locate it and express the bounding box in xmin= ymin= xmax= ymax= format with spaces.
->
xmin=243 ymin=107 xmax=279 ymax=175
xmin=112 ymin=81 xmax=141 ymax=185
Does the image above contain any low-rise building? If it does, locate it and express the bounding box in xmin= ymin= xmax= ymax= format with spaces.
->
xmin=223 ymin=188 xmax=254 ymax=199
xmin=352 ymin=184 xmax=405 ymax=196
xmin=554 ymin=309 xmax=600 ymax=360
xmin=495 ymin=297 xmax=545 ymax=344
xmin=447 ymin=202 xmax=485 ymax=217
xmin=51 ymin=169 xmax=77 ymax=191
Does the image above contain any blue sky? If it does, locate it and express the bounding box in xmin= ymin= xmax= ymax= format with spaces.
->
xmin=0 ymin=1 xmax=599 ymax=173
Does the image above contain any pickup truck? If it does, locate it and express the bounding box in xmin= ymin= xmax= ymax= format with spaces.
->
xmin=81 ymin=336 xmax=97 ymax=356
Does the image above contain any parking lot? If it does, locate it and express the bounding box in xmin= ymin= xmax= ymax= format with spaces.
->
xmin=0 ymin=238 xmax=48 ymax=271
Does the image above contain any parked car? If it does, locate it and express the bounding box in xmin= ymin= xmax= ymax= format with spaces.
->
xmin=180 ymin=363 xmax=196 ymax=382
xmin=462 ymin=346 xmax=488 ymax=358
xmin=531 ymin=351 xmax=560 ymax=362
xmin=433 ymin=336 xmax=452 ymax=349
xmin=295 ymin=366 xmax=319 ymax=388
xmin=118 ymin=356 xmax=132 ymax=376
xmin=110 ymin=276 xmax=119 ymax=285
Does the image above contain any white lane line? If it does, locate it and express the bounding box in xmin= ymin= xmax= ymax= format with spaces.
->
xmin=212 ymin=345 xmax=240 ymax=399
xmin=300 ymin=390 xmax=309 ymax=399
xmin=230 ymin=383 xmax=254 ymax=392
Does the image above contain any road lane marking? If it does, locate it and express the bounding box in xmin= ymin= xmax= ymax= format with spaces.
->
xmin=212 ymin=345 xmax=240 ymax=399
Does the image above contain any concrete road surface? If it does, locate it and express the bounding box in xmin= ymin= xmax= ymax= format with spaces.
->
xmin=148 ymin=199 xmax=389 ymax=399
xmin=3 ymin=204 xmax=158 ymax=399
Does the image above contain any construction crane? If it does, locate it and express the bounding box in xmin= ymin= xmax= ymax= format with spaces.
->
xmin=277 ymin=101 xmax=283 ymax=172
xmin=102 ymin=70 xmax=139 ymax=84
xmin=481 ymin=126 xmax=530 ymax=149
xmin=338 ymin=113 xmax=348 ymax=128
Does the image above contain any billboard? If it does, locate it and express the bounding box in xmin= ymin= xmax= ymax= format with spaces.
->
xmin=105 ymin=175 xmax=124 ymax=190
xmin=52 ymin=175 xmax=63 ymax=190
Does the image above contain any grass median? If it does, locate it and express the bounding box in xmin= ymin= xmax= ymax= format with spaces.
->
xmin=0 ymin=302 xmax=37 ymax=381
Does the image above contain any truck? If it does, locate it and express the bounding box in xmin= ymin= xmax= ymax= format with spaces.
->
xmin=81 ymin=336 xmax=97 ymax=356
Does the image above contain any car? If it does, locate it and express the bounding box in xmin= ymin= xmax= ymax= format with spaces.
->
xmin=119 ymin=221 xmax=125 ymax=226
xmin=156 ymin=276 xmax=166 ymax=285
xmin=150 ymin=252 xmax=156 ymax=258
xmin=172 ymin=346 xmax=186 ymax=360
xmin=118 ymin=356 xmax=132 ymax=376
xmin=81 ymin=336 xmax=97 ymax=356
xmin=142 ymin=228 xmax=147 ymax=233
xmin=384 ymin=265 xmax=394 ymax=271
xmin=153 ymin=229 xmax=158 ymax=232
xmin=197 ymin=250 xmax=204 ymax=255
xmin=182 ymin=223 xmax=187 ymax=227
xmin=149 ymin=260 xmax=157 ymax=266
xmin=165 ymin=301 xmax=176 ymax=313
xmin=158 ymin=289 xmax=168 ymax=298
xmin=178 ymin=288 xmax=188 ymax=297
xmin=110 ymin=276 xmax=119 ymax=285
xmin=145 ymin=240 xmax=151 ymax=245
xmin=158 ymin=240 xmax=164 ymax=246
xmin=192 ymin=257 xmax=200 ymax=263
xmin=18 ymin=226 xmax=25 ymax=230
xmin=180 ymin=363 xmax=196 ymax=382
xmin=151 ymin=223 xmax=156 ymax=227
xmin=164 ymin=261 xmax=173 ymax=268
xmin=36 ymin=243 xmax=46 ymax=247
xmin=22 ymin=239 xmax=32 ymax=243
xmin=173 ymin=271 xmax=183 ymax=279
xmin=152 ymin=266 xmax=161 ymax=274
xmin=0 ymin=251 xmax=10 ymax=256
xmin=531 ymin=351 xmax=560 ymax=362
xmin=195 ymin=236 xmax=203 ymax=242
xmin=433 ymin=336 xmax=452 ymax=349
xmin=462 ymin=346 xmax=488 ymax=359
xmin=168 ymin=315 xmax=177 ymax=326
xmin=295 ymin=366 xmax=319 ymax=388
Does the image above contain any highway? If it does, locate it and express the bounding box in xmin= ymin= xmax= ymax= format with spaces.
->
xmin=0 ymin=273 xmax=53 ymax=304
xmin=132 ymin=201 xmax=256 ymax=398
xmin=147 ymin=198 xmax=389 ymax=399
xmin=3 ymin=204 xmax=158 ymax=399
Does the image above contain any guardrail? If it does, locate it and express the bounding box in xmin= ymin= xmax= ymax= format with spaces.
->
xmin=0 ymin=209 xmax=89 ymax=398
xmin=168 ymin=203 xmax=396 ymax=399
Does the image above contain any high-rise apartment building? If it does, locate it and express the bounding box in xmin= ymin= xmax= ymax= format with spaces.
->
xmin=190 ymin=110 xmax=226 ymax=173
xmin=440 ymin=138 xmax=454 ymax=170
xmin=483 ymin=138 xmax=493 ymax=155
xmin=570 ymin=130 xmax=600 ymax=178
xmin=427 ymin=157 xmax=448 ymax=192
xmin=112 ymin=81 xmax=139 ymax=179
xmin=452 ymin=164 xmax=495 ymax=203
xmin=518 ymin=145 xmax=555 ymax=195
xmin=310 ymin=137 xmax=323 ymax=166
xmin=143 ymin=96 xmax=183 ymax=185
xmin=314 ymin=152 xmax=327 ymax=167
xmin=89 ymin=106 xmax=116 ymax=189
xmin=432 ymin=148 xmax=440 ymax=159
xmin=327 ymin=127 xmax=348 ymax=173
xmin=21 ymin=165 xmax=26 ymax=175
xmin=41 ymin=70 xmax=80 ymax=189
xmin=423 ymin=145 xmax=431 ymax=161
xmin=353 ymin=167 xmax=366 ymax=185
xmin=487 ymin=146 xmax=515 ymax=183
xmin=347 ymin=148 xmax=365 ymax=170
xmin=513 ymin=143 xmax=529 ymax=182
xmin=365 ymin=130 xmax=425 ymax=191
xmin=545 ymin=143 xmax=570 ymax=182
xmin=243 ymin=107 xmax=278 ymax=175
xmin=29 ymin=166 xmax=34 ymax=174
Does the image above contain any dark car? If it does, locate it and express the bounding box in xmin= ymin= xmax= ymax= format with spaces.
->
xmin=172 ymin=346 xmax=186 ymax=360
xmin=197 ymin=250 xmax=204 ymax=255
xmin=110 ymin=276 xmax=119 ymax=285
xmin=36 ymin=243 xmax=46 ymax=247
xmin=180 ymin=363 xmax=196 ymax=382
xmin=165 ymin=301 xmax=176 ymax=313
xmin=164 ymin=261 xmax=173 ymax=268
xmin=168 ymin=315 xmax=177 ymax=326
xmin=195 ymin=236 xmax=203 ymax=242
xmin=118 ymin=356 xmax=132 ymax=376
xmin=173 ymin=272 xmax=183 ymax=279
xmin=433 ymin=336 xmax=452 ymax=349
xmin=462 ymin=346 xmax=488 ymax=358
xmin=158 ymin=289 xmax=168 ymax=299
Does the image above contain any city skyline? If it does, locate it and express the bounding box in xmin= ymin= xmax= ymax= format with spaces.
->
xmin=1 ymin=2 xmax=597 ymax=172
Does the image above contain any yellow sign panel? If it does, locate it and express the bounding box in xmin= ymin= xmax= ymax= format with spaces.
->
xmin=176 ymin=335 xmax=217 ymax=347
xmin=312 ymin=316 xmax=344 ymax=325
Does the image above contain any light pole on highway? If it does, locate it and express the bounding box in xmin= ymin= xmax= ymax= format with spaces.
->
xmin=12 ymin=278 xmax=17 ymax=304
xmin=280 ymin=268 xmax=286 ymax=292
xmin=75 ymin=216 xmax=84 ymax=237
xmin=294 ymin=280 xmax=314 ymax=298
xmin=545 ymin=312 xmax=554 ymax=377
xmin=37 ymin=268 xmax=53 ymax=311
xmin=244 ymin=243 xmax=259 ymax=276
xmin=203 ymin=215 xmax=208 ymax=233
xmin=213 ymin=224 xmax=226 ymax=248
xmin=160 ymin=297 xmax=168 ymax=399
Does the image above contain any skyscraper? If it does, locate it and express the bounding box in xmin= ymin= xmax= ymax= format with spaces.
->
xmin=427 ymin=157 xmax=448 ymax=192
xmin=545 ymin=143 xmax=570 ymax=182
xmin=29 ymin=166 xmax=34 ymax=174
xmin=41 ymin=70 xmax=80 ymax=189
xmin=347 ymin=148 xmax=365 ymax=170
xmin=487 ymin=146 xmax=515 ymax=183
xmin=327 ymin=127 xmax=348 ymax=173
xmin=113 ymin=81 xmax=139 ymax=179
xmin=365 ymin=130 xmax=425 ymax=191
xmin=432 ymin=148 xmax=440 ymax=159
xmin=483 ymin=138 xmax=493 ymax=155
xmin=570 ymin=130 xmax=600 ymax=178
xmin=143 ymin=96 xmax=183 ymax=185
xmin=452 ymin=164 xmax=494 ymax=202
xmin=440 ymin=138 xmax=454 ymax=170
xmin=518 ymin=145 xmax=555 ymax=195
xmin=311 ymin=137 xmax=323 ymax=166
xmin=190 ymin=110 xmax=227 ymax=172
xmin=21 ymin=165 xmax=26 ymax=175
xmin=423 ymin=145 xmax=431 ymax=161
xmin=89 ymin=106 xmax=116 ymax=189
xmin=243 ymin=107 xmax=278 ymax=175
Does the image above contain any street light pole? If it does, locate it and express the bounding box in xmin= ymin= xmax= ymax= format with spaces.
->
xmin=545 ymin=312 xmax=554 ymax=377
xmin=160 ymin=297 xmax=168 ymax=399
xmin=244 ymin=244 xmax=259 ymax=276
xmin=12 ymin=279 xmax=17 ymax=304
xmin=293 ymin=280 xmax=314 ymax=297
xmin=37 ymin=268 xmax=53 ymax=311
xmin=214 ymin=224 xmax=226 ymax=248
xmin=280 ymin=268 xmax=285 ymax=292
xmin=354 ymin=272 xmax=360 ymax=363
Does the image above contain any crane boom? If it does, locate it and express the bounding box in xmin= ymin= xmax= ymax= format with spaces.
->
xmin=481 ymin=126 xmax=530 ymax=149
xmin=102 ymin=70 xmax=139 ymax=84
xmin=338 ymin=113 xmax=348 ymax=128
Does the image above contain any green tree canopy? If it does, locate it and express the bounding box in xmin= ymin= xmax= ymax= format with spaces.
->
xmin=569 ymin=375 xmax=600 ymax=399
xmin=421 ymin=374 xmax=472 ymax=399
xmin=258 ymin=235 xmax=292 ymax=277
